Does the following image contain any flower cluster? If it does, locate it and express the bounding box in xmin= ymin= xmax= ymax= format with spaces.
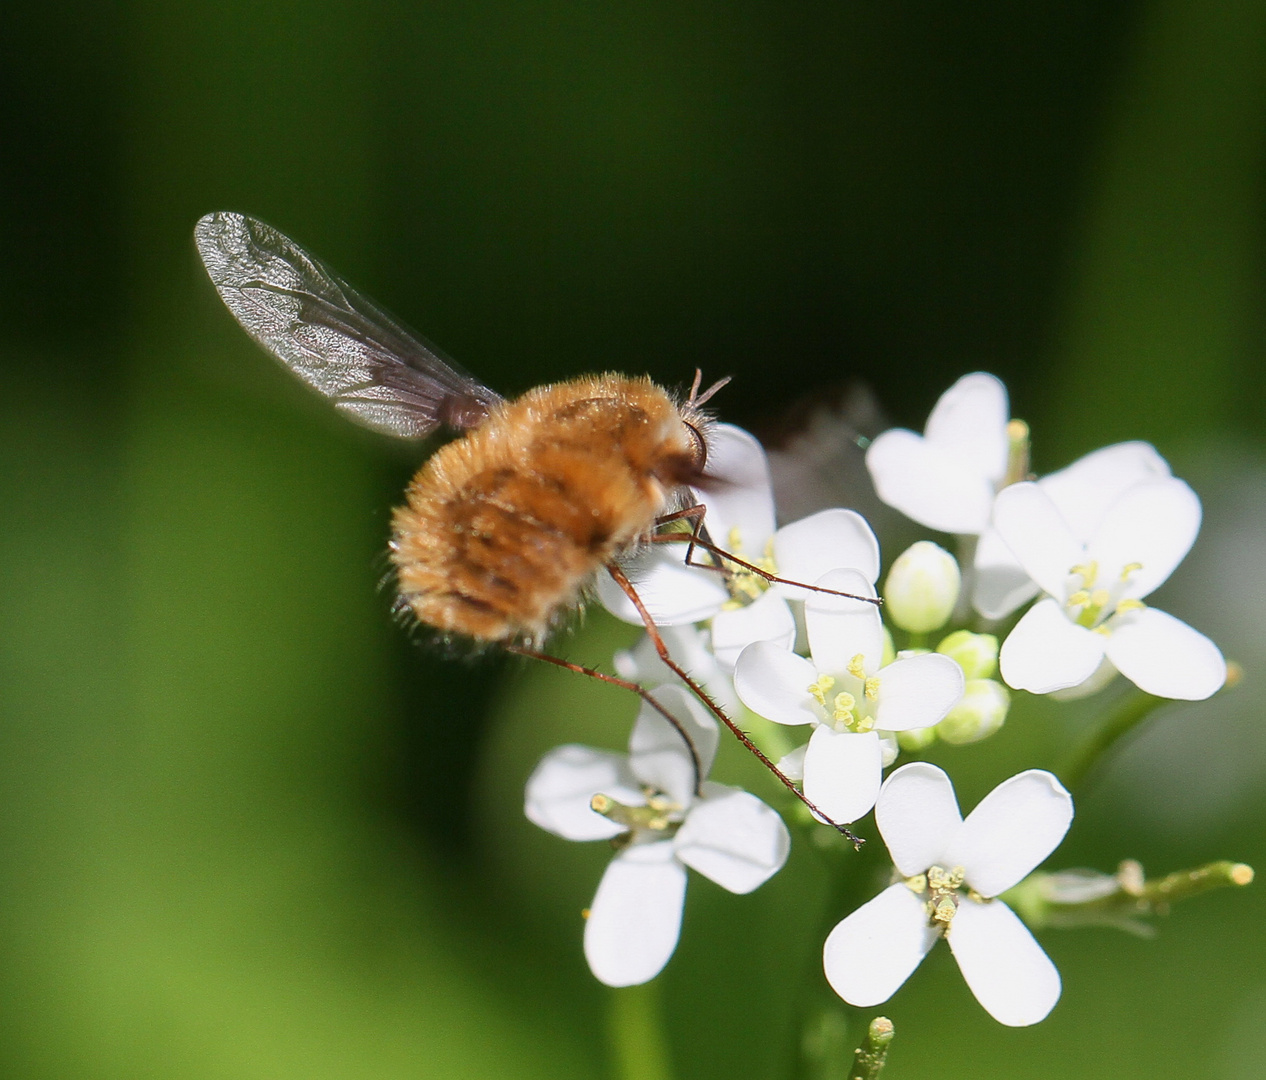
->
xmin=522 ymin=372 xmax=1229 ymax=1026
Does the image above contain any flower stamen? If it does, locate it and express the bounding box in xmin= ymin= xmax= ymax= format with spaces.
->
xmin=808 ymin=674 xmax=836 ymax=707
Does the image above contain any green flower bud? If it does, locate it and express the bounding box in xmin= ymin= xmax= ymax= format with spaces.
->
xmin=936 ymin=678 xmax=1010 ymax=745
xmin=896 ymin=725 xmax=938 ymax=752
xmin=883 ymin=541 xmax=960 ymax=634
xmin=936 ymin=629 xmax=999 ymax=679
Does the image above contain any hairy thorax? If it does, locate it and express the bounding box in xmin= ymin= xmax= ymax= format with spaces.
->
xmin=390 ymin=374 xmax=706 ymax=644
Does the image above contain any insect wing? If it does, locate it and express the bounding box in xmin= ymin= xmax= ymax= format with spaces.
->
xmin=194 ymin=211 xmax=502 ymax=438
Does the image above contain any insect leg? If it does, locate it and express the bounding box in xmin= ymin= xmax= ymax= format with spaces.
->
xmin=651 ymin=505 xmax=882 ymax=607
xmin=505 ymin=645 xmax=704 ymax=799
xmin=651 ymin=502 xmax=714 ymax=574
xmin=603 ymin=561 xmax=863 ymax=846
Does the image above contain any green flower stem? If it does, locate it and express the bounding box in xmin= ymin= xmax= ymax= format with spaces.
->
xmin=608 ymin=983 xmax=674 ymax=1080
xmin=848 ymin=1017 xmax=895 ymax=1080
xmin=1131 ymin=859 xmax=1255 ymax=906
xmin=1060 ymin=688 xmax=1166 ymax=790
xmin=1009 ymin=860 xmax=1254 ymax=933
xmin=1062 ymin=665 xmax=1243 ymax=791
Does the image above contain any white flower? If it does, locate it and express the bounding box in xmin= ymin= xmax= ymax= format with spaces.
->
xmin=865 ymin=373 xmax=1010 ymax=535
xmin=600 ymin=424 xmax=880 ymax=669
xmin=525 ymin=685 xmax=790 ymax=987
xmin=823 ymin=762 xmax=1073 ymax=1027
xmin=733 ymin=570 xmax=964 ymax=824
xmin=993 ymin=478 xmax=1226 ymax=699
xmin=973 ymin=440 xmax=1173 ymax=619
xmin=862 ymin=372 xmax=1177 ymax=621
xmin=614 ymin=622 xmax=742 ymax=714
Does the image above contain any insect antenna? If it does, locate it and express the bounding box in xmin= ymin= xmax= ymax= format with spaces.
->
xmin=603 ymin=562 xmax=864 ymax=847
xmin=686 ymin=369 xmax=732 ymax=410
xmin=505 ymin=645 xmax=705 ymax=798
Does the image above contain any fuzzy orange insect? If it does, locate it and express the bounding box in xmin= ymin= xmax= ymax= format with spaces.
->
xmin=195 ymin=213 xmax=712 ymax=644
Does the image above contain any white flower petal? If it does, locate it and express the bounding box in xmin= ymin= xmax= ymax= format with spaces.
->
xmin=991 ymin=483 xmax=1085 ymax=598
xmin=946 ymin=898 xmax=1061 ymax=1026
xmin=585 ymin=843 xmax=687 ymax=987
xmin=1105 ymin=607 xmax=1226 ymax=700
xmin=733 ymin=641 xmax=822 ymax=726
xmin=629 ymin=685 xmax=719 ymax=804
xmin=875 ymin=762 xmax=963 ymax=877
xmin=803 ymin=727 xmax=883 ymax=825
xmin=693 ymin=424 xmax=777 ymax=551
xmin=972 ymin=526 xmax=1040 ymax=619
xmin=598 ymin=548 xmax=729 ymax=626
xmin=773 ymin=509 xmax=881 ymax=595
xmin=1039 ymin=441 xmax=1170 ymax=537
xmin=873 ymin=653 xmax=965 ymax=732
xmin=1000 ymin=599 xmax=1106 ymax=694
xmin=823 ymin=883 xmax=939 ymax=1006
xmin=525 ymin=745 xmax=640 ymax=841
xmin=615 ymin=624 xmax=741 ymax=714
xmin=674 ymin=783 xmax=790 ymax=894
xmin=804 ymin=570 xmax=883 ymax=677
xmin=1089 ymin=478 xmax=1201 ymax=599
xmin=1048 ymin=654 xmax=1119 ymax=701
xmin=776 ymin=742 xmax=808 ymax=781
xmin=944 ymin=770 xmax=1073 ymax=896
xmin=710 ymin=590 xmax=796 ymax=671
xmin=866 ymin=428 xmax=998 ymax=534
xmin=923 ymin=373 xmax=1010 ymax=483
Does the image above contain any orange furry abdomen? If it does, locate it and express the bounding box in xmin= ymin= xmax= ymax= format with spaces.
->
xmin=390 ymin=374 xmax=702 ymax=644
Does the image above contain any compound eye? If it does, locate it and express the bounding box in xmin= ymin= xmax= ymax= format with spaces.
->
xmin=683 ymin=421 xmax=708 ymax=472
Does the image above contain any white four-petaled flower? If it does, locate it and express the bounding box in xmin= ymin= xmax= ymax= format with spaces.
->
xmin=823 ymin=762 xmax=1073 ymax=1027
xmin=734 ymin=569 xmax=964 ymax=825
xmin=994 ymin=478 xmax=1226 ymax=700
xmin=865 ymin=373 xmax=1011 ymax=536
xmin=600 ymin=424 xmax=880 ymax=669
xmin=525 ymin=686 xmax=790 ymax=987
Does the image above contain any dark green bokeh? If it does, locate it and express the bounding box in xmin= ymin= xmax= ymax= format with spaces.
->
xmin=3 ymin=1 xmax=1265 ymax=1076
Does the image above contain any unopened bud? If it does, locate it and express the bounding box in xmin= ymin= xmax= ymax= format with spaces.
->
xmin=936 ymin=630 xmax=999 ymax=679
xmin=884 ymin=542 xmax=960 ymax=634
xmin=896 ymin=726 xmax=938 ymax=752
xmin=936 ymin=678 xmax=1009 ymax=745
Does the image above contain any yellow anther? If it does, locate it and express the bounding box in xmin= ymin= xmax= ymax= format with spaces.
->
xmin=922 ymin=864 xmax=966 ymax=928
xmin=904 ymin=873 xmax=927 ymax=894
xmin=1092 ymin=624 xmax=1111 ymax=636
xmin=831 ymin=692 xmax=857 ymax=723
xmin=864 ymin=676 xmax=881 ymax=701
xmin=1069 ymin=561 xmax=1099 ymax=587
xmin=808 ymin=675 xmax=836 ymax=706
xmin=1067 ymin=590 xmax=1090 ymax=608
xmin=1120 ymin=561 xmax=1143 ymax=581
xmin=930 ymin=894 xmax=958 ymax=924
xmin=847 ymin=654 xmax=867 ymax=680
xmin=853 ymin=715 xmax=876 ymax=734
xmin=927 ymin=865 xmax=965 ymax=890
xmin=644 ymin=789 xmax=676 ymax=813
xmin=721 ymin=528 xmax=776 ymax=605
xmin=1090 ymin=588 xmax=1110 ymax=608
xmin=1116 ymin=598 xmax=1146 ymax=614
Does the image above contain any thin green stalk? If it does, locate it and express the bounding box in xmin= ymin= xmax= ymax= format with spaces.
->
xmin=848 ymin=1017 xmax=895 ymax=1080
xmin=1061 ymin=688 xmax=1165 ymax=790
xmin=608 ymin=983 xmax=674 ymax=1080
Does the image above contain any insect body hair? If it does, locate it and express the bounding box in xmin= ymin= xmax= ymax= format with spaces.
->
xmin=391 ymin=373 xmax=708 ymax=645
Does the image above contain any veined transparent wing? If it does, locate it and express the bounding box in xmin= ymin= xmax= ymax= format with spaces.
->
xmin=194 ymin=211 xmax=502 ymax=438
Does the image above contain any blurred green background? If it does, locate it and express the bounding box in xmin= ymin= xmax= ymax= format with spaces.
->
xmin=3 ymin=1 xmax=1266 ymax=1076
